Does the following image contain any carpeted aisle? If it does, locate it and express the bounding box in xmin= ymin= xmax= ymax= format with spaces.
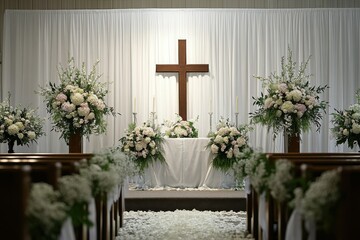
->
xmin=117 ymin=210 xmax=253 ymax=240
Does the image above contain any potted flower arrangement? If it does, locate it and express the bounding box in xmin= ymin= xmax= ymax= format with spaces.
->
xmin=0 ymin=95 xmax=44 ymax=153
xmin=120 ymin=122 xmax=165 ymax=171
xmin=164 ymin=114 xmax=198 ymax=138
xmin=250 ymin=48 xmax=328 ymax=152
xmin=39 ymin=58 xmax=115 ymax=152
xmin=207 ymin=118 xmax=252 ymax=171
xmin=331 ymin=89 xmax=360 ymax=149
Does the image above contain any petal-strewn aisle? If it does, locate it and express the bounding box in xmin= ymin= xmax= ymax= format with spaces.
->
xmin=117 ymin=210 xmax=253 ymax=240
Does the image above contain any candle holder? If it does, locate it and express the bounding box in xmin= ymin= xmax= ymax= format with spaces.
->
xmin=132 ymin=112 xmax=137 ymax=125
xmin=150 ymin=112 xmax=156 ymax=129
xmin=235 ymin=112 xmax=239 ymax=128
xmin=207 ymin=112 xmax=214 ymax=137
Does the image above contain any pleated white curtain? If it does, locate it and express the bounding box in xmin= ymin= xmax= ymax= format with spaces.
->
xmin=2 ymin=9 xmax=360 ymax=153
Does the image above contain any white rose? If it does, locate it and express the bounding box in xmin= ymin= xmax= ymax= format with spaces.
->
xmin=87 ymin=94 xmax=99 ymax=105
xmin=352 ymin=123 xmax=360 ymax=134
xmin=264 ymin=98 xmax=274 ymax=109
xmin=149 ymin=141 xmax=156 ymax=148
xmin=78 ymin=106 xmax=90 ymax=117
xmin=174 ymin=126 xmax=183 ymax=136
xmin=70 ymin=93 xmax=84 ymax=105
xmin=214 ymin=135 xmax=224 ymax=144
xmin=17 ymin=133 xmax=24 ymax=139
xmin=226 ymin=149 xmax=233 ymax=159
xmin=290 ymin=90 xmax=303 ymax=102
xmin=27 ymin=131 xmax=36 ymax=140
xmin=352 ymin=113 xmax=360 ymax=120
xmin=151 ymin=149 xmax=156 ymax=155
xmin=135 ymin=142 xmax=143 ymax=151
xmin=15 ymin=122 xmax=25 ymax=130
xmin=86 ymin=112 xmax=95 ymax=120
xmin=223 ymin=136 xmax=229 ymax=144
xmin=281 ymin=101 xmax=295 ymax=113
xmin=145 ymin=137 xmax=151 ymax=143
xmin=5 ymin=118 xmax=13 ymax=125
xmin=211 ymin=144 xmax=219 ymax=154
xmin=237 ymin=137 xmax=246 ymax=147
xmin=7 ymin=124 xmax=19 ymax=135
xmin=343 ymin=129 xmax=349 ymax=136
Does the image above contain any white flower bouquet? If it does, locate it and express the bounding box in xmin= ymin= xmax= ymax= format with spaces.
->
xmin=120 ymin=123 xmax=165 ymax=171
xmin=291 ymin=169 xmax=340 ymax=233
xmin=39 ymin=58 xmax=115 ymax=143
xmin=331 ymin=89 xmax=360 ymax=149
xmin=0 ymin=95 xmax=44 ymax=150
xmin=268 ymin=159 xmax=295 ymax=202
xmin=80 ymin=148 xmax=137 ymax=196
xmin=250 ymin=48 xmax=328 ymax=138
xmin=207 ymin=119 xmax=252 ymax=171
xmin=164 ymin=114 xmax=198 ymax=138
xmin=27 ymin=183 xmax=68 ymax=240
xmin=58 ymin=174 xmax=93 ymax=227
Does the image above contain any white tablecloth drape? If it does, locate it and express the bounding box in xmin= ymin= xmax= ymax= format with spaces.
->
xmin=131 ymin=138 xmax=235 ymax=189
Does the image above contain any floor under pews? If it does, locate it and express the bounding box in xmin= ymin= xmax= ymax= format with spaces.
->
xmin=125 ymin=189 xmax=246 ymax=212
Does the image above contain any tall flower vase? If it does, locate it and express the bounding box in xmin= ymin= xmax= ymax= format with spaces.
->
xmin=8 ymin=139 xmax=15 ymax=153
xmin=68 ymin=130 xmax=83 ymax=153
xmin=284 ymin=132 xmax=300 ymax=153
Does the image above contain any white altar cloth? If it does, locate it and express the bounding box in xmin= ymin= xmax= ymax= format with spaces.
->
xmin=136 ymin=138 xmax=235 ymax=189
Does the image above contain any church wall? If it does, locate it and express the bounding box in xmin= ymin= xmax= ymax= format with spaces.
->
xmin=0 ymin=0 xmax=358 ymax=92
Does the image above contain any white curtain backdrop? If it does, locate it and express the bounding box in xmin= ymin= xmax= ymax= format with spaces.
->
xmin=2 ymin=8 xmax=360 ymax=153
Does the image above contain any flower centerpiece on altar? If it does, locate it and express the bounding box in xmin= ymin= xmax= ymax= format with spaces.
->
xmin=207 ymin=118 xmax=252 ymax=171
xmin=164 ymin=114 xmax=198 ymax=138
xmin=39 ymin=58 xmax=115 ymax=151
xmin=0 ymin=95 xmax=44 ymax=153
xmin=250 ymin=48 xmax=328 ymax=142
xmin=120 ymin=122 xmax=165 ymax=171
xmin=331 ymin=89 xmax=360 ymax=149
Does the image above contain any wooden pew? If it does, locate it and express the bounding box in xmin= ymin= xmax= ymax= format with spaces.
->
xmin=250 ymin=153 xmax=360 ymax=240
xmin=0 ymin=153 xmax=124 ymax=240
xmin=299 ymin=164 xmax=360 ymax=240
xmin=0 ymin=165 xmax=31 ymax=240
xmin=335 ymin=166 xmax=360 ymax=240
xmin=0 ymin=155 xmax=90 ymax=240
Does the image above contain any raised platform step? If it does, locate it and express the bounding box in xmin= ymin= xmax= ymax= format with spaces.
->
xmin=125 ymin=189 xmax=246 ymax=212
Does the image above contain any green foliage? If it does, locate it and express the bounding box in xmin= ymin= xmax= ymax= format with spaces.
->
xmin=250 ymin=48 xmax=328 ymax=138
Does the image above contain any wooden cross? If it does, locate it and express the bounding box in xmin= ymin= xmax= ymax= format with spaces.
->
xmin=156 ymin=39 xmax=209 ymax=120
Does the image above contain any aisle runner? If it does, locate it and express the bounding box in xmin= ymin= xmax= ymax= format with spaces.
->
xmin=117 ymin=210 xmax=253 ymax=240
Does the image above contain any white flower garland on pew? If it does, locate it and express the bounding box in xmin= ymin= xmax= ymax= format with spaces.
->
xmin=27 ymin=148 xmax=137 ymax=240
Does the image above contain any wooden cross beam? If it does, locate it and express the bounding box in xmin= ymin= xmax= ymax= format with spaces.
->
xmin=156 ymin=39 xmax=209 ymax=120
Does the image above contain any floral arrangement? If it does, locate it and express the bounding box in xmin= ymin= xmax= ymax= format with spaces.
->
xmin=80 ymin=147 xmax=137 ymax=196
xmin=245 ymin=152 xmax=274 ymax=194
xmin=164 ymin=114 xmax=198 ymax=138
xmin=0 ymin=95 xmax=44 ymax=148
xmin=233 ymin=150 xmax=274 ymax=194
xmin=58 ymin=174 xmax=93 ymax=227
xmin=331 ymin=89 xmax=360 ymax=149
xmin=120 ymin=123 xmax=165 ymax=171
xmin=291 ymin=169 xmax=340 ymax=232
xmin=268 ymin=159 xmax=296 ymax=202
xmin=39 ymin=58 xmax=115 ymax=143
xmin=27 ymin=183 xmax=68 ymax=240
xmin=250 ymin=48 xmax=328 ymax=138
xmin=207 ymin=118 xmax=252 ymax=171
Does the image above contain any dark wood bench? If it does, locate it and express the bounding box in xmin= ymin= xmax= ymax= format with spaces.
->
xmin=248 ymin=153 xmax=360 ymax=240
xmin=299 ymin=164 xmax=360 ymax=240
xmin=0 ymin=153 xmax=123 ymax=240
xmin=0 ymin=165 xmax=31 ymax=240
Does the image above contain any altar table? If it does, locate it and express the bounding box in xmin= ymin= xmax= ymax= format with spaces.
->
xmin=134 ymin=138 xmax=235 ymax=189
